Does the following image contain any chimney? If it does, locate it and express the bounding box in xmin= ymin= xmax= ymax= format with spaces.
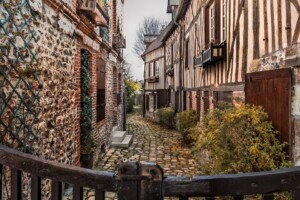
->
xmin=144 ymin=34 xmax=158 ymax=47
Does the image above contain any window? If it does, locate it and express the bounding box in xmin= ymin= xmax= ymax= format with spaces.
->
xmin=209 ymin=2 xmax=215 ymax=43
xmin=149 ymin=95 xmax=154 ymax=111
xmin=149 ymin=94 xmax=157 ymax=111
xmin=221 ymin=0 xmax=226 ymax=42
xmin=149 ymin=62 xmax=154 ymax=77
xmin=171 ymin=44 xmax=174 ymax=67
xmin=97 ymin=58 xmax=106 ymax=122
xmin=155 ymin=61 xmax=159 ymax=77
xmin=205 ymin=0 xmax=225 ymax=46
xmin=185 ymin=39 xmax=189 ymax=68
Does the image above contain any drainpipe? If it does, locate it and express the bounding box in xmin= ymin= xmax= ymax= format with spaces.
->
xmin=143 ymin=66 xmax=146 ymax=117
xmin=122 ymin=55 xmax=126 ymax=131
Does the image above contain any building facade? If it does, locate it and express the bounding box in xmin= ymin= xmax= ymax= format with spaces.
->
xmin=143 ymin=0 xmax=300 ymax=163
xmin=0 ymin=0 xmax=126 ymax=173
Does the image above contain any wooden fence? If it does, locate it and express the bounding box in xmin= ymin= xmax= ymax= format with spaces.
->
xmin=0 ymin=145 xmax=300 ymax=200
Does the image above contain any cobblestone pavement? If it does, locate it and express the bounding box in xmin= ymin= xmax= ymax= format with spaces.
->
xmin=93 ymin=113 xmax=202 ymax=200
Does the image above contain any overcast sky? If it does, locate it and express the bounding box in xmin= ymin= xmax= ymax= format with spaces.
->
xmin=124 ymin=0 xmax=171 ymax=81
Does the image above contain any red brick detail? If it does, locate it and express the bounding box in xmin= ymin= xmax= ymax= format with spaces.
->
xmin=191 ymin=91 xmax=197 ymax=111
xmin=75 ymin=39 xmax=107 ymax=166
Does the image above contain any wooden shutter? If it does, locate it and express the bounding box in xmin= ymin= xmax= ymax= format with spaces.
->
xmin=97 ymin=58 xmax=106 ymax=122
xmin=204 ymin=91 xmax=210 ymax=113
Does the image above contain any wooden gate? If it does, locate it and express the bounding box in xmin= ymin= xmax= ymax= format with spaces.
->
xmin=245 ymin=68 xmax=291 ymax=150
xmin=2 ymin=144 xmax=300 ymax=200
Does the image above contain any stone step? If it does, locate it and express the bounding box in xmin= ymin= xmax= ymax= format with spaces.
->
xmin=112 ymin=131 xmax=127 ymax=143
xmin=112 ymin=126 xmax=118 ymax=133
xmin=111 ymin=135 xmax=133 ymax=148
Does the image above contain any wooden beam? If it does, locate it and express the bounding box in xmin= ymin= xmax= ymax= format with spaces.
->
xmin=0 ymin=145 xmax=116 ymax=191
xmin=277 ymin=0 xmax=283 ymax=49
xmin=241 ymin=0 xmax=248 ymax=81
xmin=270 ymin=0 xmax=276 ymax=51
xmin=263 ymin=0 xmax=269 ymax=54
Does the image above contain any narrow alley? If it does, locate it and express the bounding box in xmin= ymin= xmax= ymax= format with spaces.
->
xmin=96 ymin=111 xmax=202 ymax=177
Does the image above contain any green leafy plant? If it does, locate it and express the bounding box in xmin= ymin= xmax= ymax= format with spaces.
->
xmin=176 ymin=110 xmax=198 ymax=145
xmin=192 ymin=104 xmax=291 ymax=175
xmin=157 ymin=107 xmax=176 ymax=129
xmin=125 ymin=77 xmax=140 ymax=113
xmin=80 ymin=50 xmax=95 ymax=154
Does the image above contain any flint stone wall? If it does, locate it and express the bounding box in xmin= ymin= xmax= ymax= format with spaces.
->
xmin=32 ymin=3 xmax=77 ymax=164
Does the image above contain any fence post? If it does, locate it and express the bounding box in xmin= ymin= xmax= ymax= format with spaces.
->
xmin=0 ymin=164 xmax=2 ymax=200
xmin=139 ymin=162 xmax=164 ymax=200
xmin=292 ymin=189 xmax=300 ymax=200
xmin=117 ymin=162 xmax=138 ymax=200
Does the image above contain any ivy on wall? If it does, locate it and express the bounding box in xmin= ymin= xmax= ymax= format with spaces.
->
xmin=80 ymin=50 xmax=95 ymax=154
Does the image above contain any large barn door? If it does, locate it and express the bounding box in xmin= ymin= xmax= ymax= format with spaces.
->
xmin=245 ymin=68 xmax=291 ymax=151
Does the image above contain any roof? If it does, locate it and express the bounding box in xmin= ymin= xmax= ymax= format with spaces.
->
xmin=141 ymin=22 xmax=173 ymax=56
xmin=141 ymin=0 xmax=191 ymax=57
xmin=161 ymin=0 xmax=191 ymax=42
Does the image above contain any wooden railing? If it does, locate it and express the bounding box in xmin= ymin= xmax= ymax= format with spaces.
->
xmin=1 ymin=144 xmax=300 ymax=200
xmin=0 ymin=145 xmax=116 ymax=200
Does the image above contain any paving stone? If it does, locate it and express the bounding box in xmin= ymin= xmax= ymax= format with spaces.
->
xmin=94 ymin=113 xmax=203 ymax=199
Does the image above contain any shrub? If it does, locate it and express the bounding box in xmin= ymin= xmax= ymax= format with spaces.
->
xmin=192 ymin=104 xmax=291 ymax=175
xmin=157 ymin=107 xmax=176 ymax=129
xmin=176 ymin=110 xmax=198 ymax=145
xmin=126 ymin=95 xmax=135 ymax=113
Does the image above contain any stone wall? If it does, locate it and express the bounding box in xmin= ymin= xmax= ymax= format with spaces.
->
xmin=0 ymin=1 xmax=78 ymax=198
xmin=0 ymin=0 xmax=77 ymax=162
xmin=32 ymin=4 xmax=77 ymax=164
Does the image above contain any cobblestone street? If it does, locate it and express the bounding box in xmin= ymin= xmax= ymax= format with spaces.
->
xmin=93 ymin=111 xmax=202 ymax=200
xmin=95 ymin=113 xmax=201 ymax=176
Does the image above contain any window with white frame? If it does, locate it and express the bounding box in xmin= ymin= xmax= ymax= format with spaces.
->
xmin=149 ymin=62 xmax=154 ymax=77
xmin=155 ymin=61 xmax=159 ymax=77
xmin=209 ymin=2 xmax=215 ymax=43
xmin=221 ymin=0 xmax=226 ymax=42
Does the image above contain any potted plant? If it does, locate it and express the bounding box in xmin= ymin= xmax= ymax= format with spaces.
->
xmin=80 ymin=133 xmax=96 ymax=168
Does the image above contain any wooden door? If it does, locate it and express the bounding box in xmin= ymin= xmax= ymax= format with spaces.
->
xmin=197 ymin=90 xmax=201 ymax=118
xmin=245 ymin=68 xmax=291 ymax=150
xmin=157 ymin=90 xmax=169 ymax=109
xmin=204 ymin=91 xmax=210 ymax=113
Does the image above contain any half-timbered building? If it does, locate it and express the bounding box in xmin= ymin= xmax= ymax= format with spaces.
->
xmin=143 ymin=0 xmax=300 ymax=163
xmin=142 ymin=30 xmax=169 ymax=118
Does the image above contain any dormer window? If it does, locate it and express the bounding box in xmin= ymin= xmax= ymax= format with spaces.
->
xmin=205 ymin=0 xmax=226 ymax=46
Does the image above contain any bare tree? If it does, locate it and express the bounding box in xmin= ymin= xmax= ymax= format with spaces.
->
xmin=134 ymin=17 xmax=164 ymax=56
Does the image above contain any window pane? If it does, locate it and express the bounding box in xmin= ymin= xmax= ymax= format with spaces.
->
xmin=97 ymin=58 xmax=106 ymax=122
xmin=155 ymin=61 xmax=159 ymax=76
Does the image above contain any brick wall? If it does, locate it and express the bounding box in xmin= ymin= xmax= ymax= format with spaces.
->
xmin=74 ymin=38 xmax=124 ymax=166
xmin=191 ymin=91 xmax=197 ymax=111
